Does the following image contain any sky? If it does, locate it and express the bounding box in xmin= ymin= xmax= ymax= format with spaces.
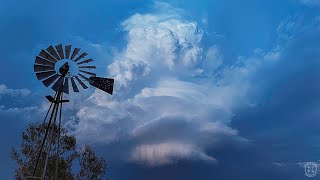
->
xmin=1 ymin=0 xmax=320 ymax=179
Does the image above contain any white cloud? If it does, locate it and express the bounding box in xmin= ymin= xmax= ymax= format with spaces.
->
xmin=0 ymin=84 xmax=31 ymax=98
xmin=131 ymin=142 xmax=217 ymax=166
xmin=0 ymin=84 xmax=46 ymax=122
xmin=0 ymin=105 xmax=39 ymax=120
xmin=72 ymin=2 xmax=252 ymax=166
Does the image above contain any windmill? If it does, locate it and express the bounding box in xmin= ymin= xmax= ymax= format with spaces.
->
xmin=23 ymin=44 xmax=114 ymax=179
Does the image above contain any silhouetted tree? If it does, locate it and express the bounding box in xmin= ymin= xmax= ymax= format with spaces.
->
xmin=77 ymin=145 xmax=107 ymax=180
xmin=11 ymin=123 xmax=107 ymax=179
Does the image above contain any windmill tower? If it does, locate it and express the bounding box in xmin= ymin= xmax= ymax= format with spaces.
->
xmin=24 ymin=44 xmax=114 ymax=179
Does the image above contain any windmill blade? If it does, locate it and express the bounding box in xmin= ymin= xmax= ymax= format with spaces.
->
xmin=55 ymin=44 xmax=65 ymax=59
xmin=79 ymin=70 xmax=96 ymax=76
xmin=70 ymin=77 xmax=79 ymax=92
xmin=63 ymin=77 xmax=69 ymax=94
xmin=36 ymin=71 xmax=56 ymax=80
xmin=79 ymin=66 xmax=96 ymax=69
xmin=75 ymin=76 xmax=88 ymax=89
xmin=78 ymin=73 xmax=91 ymax=82
xmin=65 ymin=45 xmax=72 ymax=59
xmin=73 ymin=52 xmax=88 ymax=62
xmin=52 ymin=76 xmax=64 ymax=92
xmin=35 ymin=56 xmax=55 ymax=67
xmin=34 ymin=44 xmax=105 ymax=94
xmin=89 ymin=76 xmax=114 ymax=95
xmin=70 ymin=48 xmax=80 ymax=60
xmin=34 ymin=64 xmax=55 ymax=72
xmin=42 ymin=74 xmax=60 ymax=87
xmin=46 ymin=45 xmax=61 ymax=61
xmin=77 ymin=58 xmax=94 ymax=65
xmin=39 ymin=50 xmax=57 ymax=62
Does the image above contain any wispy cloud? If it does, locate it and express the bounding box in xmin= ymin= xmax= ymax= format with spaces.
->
xmin=273 ymin=161 xmax=320 ymax=168
xmin=300 ymin=0 xmax=320 ymax=7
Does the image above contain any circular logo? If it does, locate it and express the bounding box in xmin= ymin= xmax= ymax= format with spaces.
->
xmin=305 ymin=162 xmax=318 ymax=177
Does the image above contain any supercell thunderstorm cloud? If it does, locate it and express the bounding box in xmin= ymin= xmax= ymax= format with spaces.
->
xmin=73 ymin=2 xmax=250 ymax=166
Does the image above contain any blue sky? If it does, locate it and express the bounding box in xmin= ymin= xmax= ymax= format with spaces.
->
xmin=1 ymin=0 xmax=320 ymax=179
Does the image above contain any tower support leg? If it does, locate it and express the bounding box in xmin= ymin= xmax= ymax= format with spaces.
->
xmin=32 ymin=88 xmax=63 ymax=179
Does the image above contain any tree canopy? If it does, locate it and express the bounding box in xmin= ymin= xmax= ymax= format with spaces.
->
xmin=11 ymin=123 xmax=107 ymax=180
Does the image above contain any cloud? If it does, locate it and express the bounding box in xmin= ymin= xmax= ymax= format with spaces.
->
xmin=0 ymin=105 xmax=38 ymax=119
xmin=131 ymin=142 xmax=216 ymax=166
xmin=71 ymin=2 xmax=320 ymax=168
xmin=71 ymin=2 xmax=252 ymax=166
xmin=0 ymin=84 xmax=46 ymax=121
xmin=276 ymin=15 xmax=320 ymax=43
xmin=0 ymin=84 xmax=31 ymax=98
xmin=0 ymin=84 xmax=38 ymax=120
xmin=225 ymin=14 xmax=320 ymax=180
xmin=300 ymin=0 xmax=320 ymax=7
xmin=273 ymin=161 xmax=320 ymax=168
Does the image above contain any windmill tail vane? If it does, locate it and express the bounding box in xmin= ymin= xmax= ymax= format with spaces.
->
xmin=19 ymin=44 xmax=114 ymax=179
xmin=89 ymin=76 xmax=114 ymax=95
